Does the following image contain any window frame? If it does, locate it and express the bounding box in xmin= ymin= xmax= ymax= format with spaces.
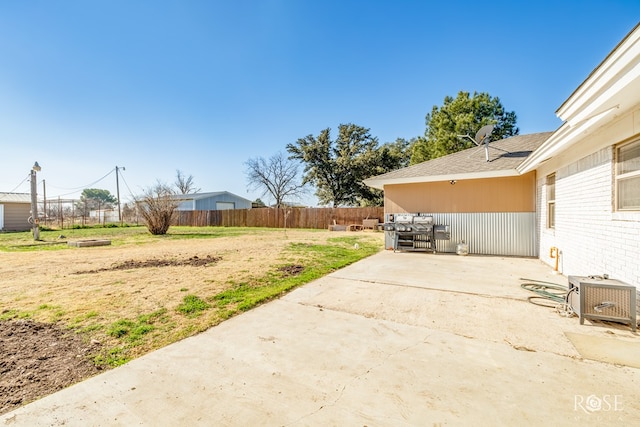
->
xmin=546 ymin=173 xmax=556 ymax=229
xmin=615 ymin=139 xmax=640 ymax=211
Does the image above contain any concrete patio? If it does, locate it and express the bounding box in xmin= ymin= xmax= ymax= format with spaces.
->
xmin=2 ymin=251 xmax=639 ymax=426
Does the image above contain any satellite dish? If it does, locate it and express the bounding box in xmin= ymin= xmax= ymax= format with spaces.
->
xmin=474 ymin=124 xmax=495 ymax=145
xmin=456 ymin=124 xmax=496 ymax=162
xmin=474 ymin=124 xmax=495 ymax=162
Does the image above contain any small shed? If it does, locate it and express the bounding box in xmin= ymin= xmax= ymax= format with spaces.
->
xmin=0 ymin=193 xmax=32 ymax=231
xmin=174 ymin=191 xmax=252 ymax=211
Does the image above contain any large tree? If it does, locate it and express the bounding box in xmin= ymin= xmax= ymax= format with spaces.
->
xmin=358 ymin=137 xmax=413 ymax=206
xmin=77 ymin=188 xmax=117 ymax=211
xmin=410 ymin=91 xmax=519 ymax=164
xmin=287 ymin=124 xmax=410 ymax=207
xmin=245 ymin=152 xmax=306 ymax=208
xmin=174 ymin=169 xmax=201 ymax=194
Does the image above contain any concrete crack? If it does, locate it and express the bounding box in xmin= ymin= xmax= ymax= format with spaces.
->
xmin=283 ymin=335 xmax=430 ymax=426
xmin=329 ymin=276 xmax=529 ymax=303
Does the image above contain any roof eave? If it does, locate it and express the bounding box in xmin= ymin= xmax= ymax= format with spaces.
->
xmin=518 ymin=96 xmax=623 ymax=174
xmin=557 ymin=22 xmax=640 ymax=121
xmin=364 ymin=169 xmax=521 ymax=190
xmin=520 ymin=25 xmax=640 ymax=174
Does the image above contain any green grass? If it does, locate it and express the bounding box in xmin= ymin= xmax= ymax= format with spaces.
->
xmin=0 ymin=309 xmax=21 ymax=321
xmin=79 ymin=323 xmax=104 ymax=334
xmin=0 ymin=226 xmax=295 ymax=252
xmin=93 ymin=346 xmax=129 ymax=367
xmin=107 ymin=309 xmax=169 ymax=347
xmin=69 ymin=311 xmax=100 ymax=328
xmin=2 ymin=226 xmax=383 ymax=369
xmin=212 ymin=235 xmax=379 ymax=315
xmin=100 ymin=308 xmax=180 ymax=366
xmin=0 ymin=225 xmax=149 ymax=251
xmin=176 ymin=295 xmax=210 ymax=317
xmin=108 ymin=319 xmax=136 ymax=338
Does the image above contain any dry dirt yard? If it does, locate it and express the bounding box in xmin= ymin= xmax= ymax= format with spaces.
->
xmin=0 ymin=228 xmax=382 ymax=415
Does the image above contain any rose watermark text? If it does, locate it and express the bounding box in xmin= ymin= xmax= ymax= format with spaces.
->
xmin=574 ymin=394 xmax=623 ymax=414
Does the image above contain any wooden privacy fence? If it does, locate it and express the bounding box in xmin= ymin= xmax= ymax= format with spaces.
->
xmin=173 ymin=207 xmax=384 ymax=229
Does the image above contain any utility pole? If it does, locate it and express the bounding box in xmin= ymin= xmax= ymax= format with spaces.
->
xmin=115 ymin=166 xmax=125 ymax=225
xmin=30 ymin=162 xmax=41 ymax=240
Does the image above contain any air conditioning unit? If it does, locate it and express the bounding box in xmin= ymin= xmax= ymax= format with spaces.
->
xmin=567 ymin=275 xmax=637 ymax=332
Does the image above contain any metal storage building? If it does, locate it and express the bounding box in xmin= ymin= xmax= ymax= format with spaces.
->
xmin=173 ymin=191 xmax=252 ymax=211
xmin=0 ymin=193 xmax=32 ymax=231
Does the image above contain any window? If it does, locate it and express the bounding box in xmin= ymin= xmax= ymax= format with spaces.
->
xmin=215 ymin=201 xmax=235 ymax=210
xmin=616 ymin=139 xmax=640 ymax=211
xmin=546 ymin=173 xmax=556 ymax=228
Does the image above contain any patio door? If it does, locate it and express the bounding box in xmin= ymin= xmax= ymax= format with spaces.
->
xmin=0 ymin=204 xmax=4 ymax=229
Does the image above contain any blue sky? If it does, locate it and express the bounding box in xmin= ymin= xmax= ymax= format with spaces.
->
xmin=1 ymin=1 xmax=639 ymax=206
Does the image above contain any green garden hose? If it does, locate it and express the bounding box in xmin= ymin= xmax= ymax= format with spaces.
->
xmin=520 ymin=278 xmax=575 ymax=317
xmin=519 ymin=278 xmax=568 ymax=303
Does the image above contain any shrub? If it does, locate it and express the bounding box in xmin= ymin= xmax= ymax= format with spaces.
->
xmin=136 ymin=182 xmax=179 ymax=235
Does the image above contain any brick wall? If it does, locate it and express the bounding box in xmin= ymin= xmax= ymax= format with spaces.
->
xmin=538 ymin=147 xmax=640 ymax=288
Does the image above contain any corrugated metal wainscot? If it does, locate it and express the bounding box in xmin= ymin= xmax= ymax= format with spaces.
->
xmin=426 ymin=212 xmax=537 ymax=257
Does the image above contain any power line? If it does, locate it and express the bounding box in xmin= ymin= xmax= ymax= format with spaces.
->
xmin=0 ymin=174 xmax=31 ymax=201
xmin=47 ymin=168 xmax=117 ymax=198
xmin=8 ymin=174 xmax=30 ymax=192
xmin=3 ymin=167 xmax=135 ymax=202
xmin=118 ymin=171 xmax=137 ymax=201
xmin=47 ymin=168 xmax=116 ymax=191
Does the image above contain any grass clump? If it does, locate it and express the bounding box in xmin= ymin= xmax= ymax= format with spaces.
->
xmin=94 ymin=346 xmax=129 ymax=367
xmin=0 ymin=309 xmax=20 ymax=321
xmin=0 ymin=309 xmax=33 ymax=320
xmin=108 ymin=319 xmax=136 ymax=338
xmin=176 ymin=295 xmax=210 ymax=317
xmin=107 ymin=309 xmax=168 ymax=344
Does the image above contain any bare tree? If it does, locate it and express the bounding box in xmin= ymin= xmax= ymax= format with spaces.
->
xmin=136 ymin=182 xmax=179 ymax=235
xmin=245 ymin=152 xmax=307 ymax=208
xmin=174 ymin=169 xmax=201 ymax=194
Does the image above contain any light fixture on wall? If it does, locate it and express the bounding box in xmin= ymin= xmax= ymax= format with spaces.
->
xmin=450 ymin=180 xmax=457 ymax=185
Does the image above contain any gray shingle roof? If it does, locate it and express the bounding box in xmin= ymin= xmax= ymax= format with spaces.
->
xmin=172 ymin=191 xmax=252 ymax=203
xmin=172 ymin=191 xmax=226 ymax=201
xmin=365 ymin=132 xmax=552 ymax=188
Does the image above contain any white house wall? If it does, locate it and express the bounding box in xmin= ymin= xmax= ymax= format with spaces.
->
xmin=537 ymin=107 xmax=640 ymax=288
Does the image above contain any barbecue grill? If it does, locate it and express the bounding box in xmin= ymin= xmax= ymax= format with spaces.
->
xmin=384 ymin=213 xmax=450 ymax=253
